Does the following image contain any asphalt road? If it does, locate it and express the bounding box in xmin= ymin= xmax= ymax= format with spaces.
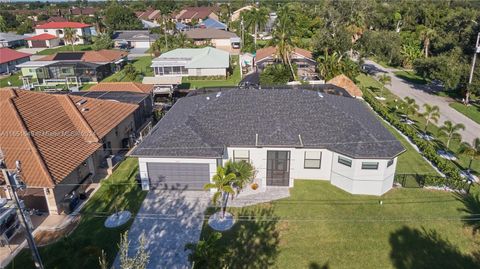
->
xmin=364 ymin=59 xmax=480 ymax=144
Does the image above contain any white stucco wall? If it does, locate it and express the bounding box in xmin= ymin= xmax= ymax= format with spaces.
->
xmin=138 ymin=157 xmax=217 ymax=190
xmin=34 ymin=28 xmax=88 ymax=44
xmin=187 ymin=68 xmax=227 ymax=76
xmin=212 ymin=38 xmax=231 ymax=47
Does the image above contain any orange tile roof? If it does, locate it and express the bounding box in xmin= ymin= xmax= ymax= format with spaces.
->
xmin=0 ymin=89 xmax=138 ymax=188
xmin=255 ymin=46 xmax=314 ymax=62
xmin=89 ymin=82 xmax=154 ymax=94
xmin=327 ymin=74 xmax=363 ymax=98
xmin=39 ymin=50 xmax=127 ymax=63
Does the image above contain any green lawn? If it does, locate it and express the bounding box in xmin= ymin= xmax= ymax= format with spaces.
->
xmin=0 ymin=73 xmax=22 ymax=88
xmin=393 ymin=70 xmax=428 ymax=85
xmin=200 ymin=180 xmax=480 ymax=268
xmin=180 ymin=56 xmax=241 ymax=89
xmin=36 ymin=45 xmax=93 ymax=55
xmin=102 ymin=56 xmax=153 ymax=83
xmin=7 ymin=158 xmax=147 ymax=269
xmin=450 ymin=102 xmax=480 ymax=125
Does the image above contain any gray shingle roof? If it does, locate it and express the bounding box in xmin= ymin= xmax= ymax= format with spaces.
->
xmin=112 ymin=30 xmax=159 ymax=41
xmin=132 ymin=87 xmax=405 ymax=159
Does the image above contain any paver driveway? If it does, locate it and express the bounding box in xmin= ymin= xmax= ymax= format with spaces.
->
xmin=116 ymin=190 xmax=210 ymax=269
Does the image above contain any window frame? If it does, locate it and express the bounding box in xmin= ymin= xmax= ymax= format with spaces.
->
xmin=233 ymin=150 xmax=249 ymax=163
xmin=304 ymin=151 xmax=322 ymax=169
xmin=361 ymin=162 xmax=379 ymax=170
xmin=338 ymin=156 xmax=352 ymax=167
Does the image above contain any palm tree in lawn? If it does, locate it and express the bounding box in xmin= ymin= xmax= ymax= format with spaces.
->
xmin=401 ymin=97 xmax=419 ymax=119
xmin=458 ymin=138 xmax=480 ymax=173
xmin=422 ymin=104 xmax=440 ymax=133
xmin=377 ymin=74 xmax=391 ymax=97
xmin=438 ymin=121 xmax=465 ymax=149
xmin=63 ymin=27 xmax=77 ymax=51
xmin=271 ymin=6 xmax=297 ymax=80
xmin=225 ymin=160 xmax=255 ymax=195
xmin=243 ymin=7 xmax=269 ymax=48
xmin=204 ymin=166 xmax=236 ymax=218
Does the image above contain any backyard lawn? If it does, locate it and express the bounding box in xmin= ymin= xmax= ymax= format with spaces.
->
xmin=102 ymin=56 xmax=153 ymax=83
xmin=36 ymin=45 xmax=93 ymax=55
xmin=180 ymin=55 xmax=241 ymax=89
xmin=7 ymin=157 xmax=146 ymax=269
xmin=0 ymin=73 xmax=22 ymax=88
xmin=200 ymin=180 xmax=480 ymax=268
xmin=450 ymin=102 xmax=480 ymax=125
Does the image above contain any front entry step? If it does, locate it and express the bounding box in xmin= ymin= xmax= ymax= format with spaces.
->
xmin=228 ymin=187 xmax=290 ymax=207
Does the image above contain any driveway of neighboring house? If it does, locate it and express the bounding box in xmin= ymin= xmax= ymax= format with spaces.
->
xmin=364 ymin=59 xmax=480 ymax=143
xmin=128 ymin=47 xmax=150 ymax=59
xmin=115 ymin=190 xmax=211 ymax=269
xmin=16 ymin=47 xmax=46 ymax=54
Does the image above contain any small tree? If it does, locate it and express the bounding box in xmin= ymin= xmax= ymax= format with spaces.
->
xmin=377 ymin=74 xmax=391 ymax=97
xmin=401 ymin=97 xmax=419 ymax=118
xmin=204 ymin=166 xmax=236 ymax=218
xmin=458 ymin=138 xmax=480 ymax=173
xmin=98 ymin=232 xmax=149 ymax=269
xmin=124 ymin=63 xmax=139 ymax=81
xmin=422 ymin=104 xmax=440 ymax=132
xmin=63 ymin=27 xmax=77 ymax=51
xmin=438 ymin=121 xmax=465 ymax=149
xmin=225 ymin=160 xmax=255 ymax=195
xmin=92 ymin=34 xmax=114 ymax=50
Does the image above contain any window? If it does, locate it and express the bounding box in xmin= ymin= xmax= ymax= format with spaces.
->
xmin=304 ymin=151 xmax=321 ymax=169
xmin=44 ymin=29 xmax=48 ymax=33
xmin=233 ymin=150 xmax=249 ymax=162
xmin=338 ymin=156 xmax=352 ymax=167
xmin=387 ymin=159 xmax=394 ymax=167
xmin=362 ymin=162 xmax=379 ymax=170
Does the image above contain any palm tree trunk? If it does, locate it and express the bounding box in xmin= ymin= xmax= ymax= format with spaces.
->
xmin=424 ymin=118 xmax=430 ymax=132
xmin=468 ymin=158 xmax=473 ymax=172
xmin=287 ymin=54 xmax=296 ymax=81
xmin=254 ymin=24 xmax=257 ymax=48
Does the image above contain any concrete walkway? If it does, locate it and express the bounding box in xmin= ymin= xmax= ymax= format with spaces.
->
xmin=229 ymin=187 xmax=290 ymax=207
xmin=116 ymin=190 xmax=210 ymax=269
xmin=364 ymin=59 xmax=480 ymax=143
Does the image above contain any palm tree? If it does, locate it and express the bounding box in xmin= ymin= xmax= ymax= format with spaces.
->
xmin=317 ymin=50 xmax=342 ymax=81
xmin=225 ymin=160 xmax=255 ymax=195
xmin=377 ymin=74 xmax=391 ymax=97
xmin=455 ymin=192 xmax=480 ymax=234
xmin=458 ymin=138 xmax=480 ymax=173
xmin=401 ymin=97 xmax=419 ymax=118
xmin=63 ymin=27 xmax=77 ymax=51
xmin=419 ymin=26 xmax=436 ymax=58
xmin=422 ymin=104 xmax=440 ymax=132
xmin=204 ymin=166 xmax=236 ymax=218
xmin=438 ymin=121 xmax=465 ymax=149
xmin=243 ymin=7 xmax=269 ymax=48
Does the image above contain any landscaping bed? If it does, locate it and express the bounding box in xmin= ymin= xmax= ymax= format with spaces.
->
xmin=198 ymin=180 xmax=480 ymax=268
xmin=7 ymin=158 xmax=146 ymax=269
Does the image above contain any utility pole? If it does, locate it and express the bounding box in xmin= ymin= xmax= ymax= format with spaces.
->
xmin=467 ymin=32 xmax=480 ymax=104
xmin=0 ymin=151 xmax=44 ymax=269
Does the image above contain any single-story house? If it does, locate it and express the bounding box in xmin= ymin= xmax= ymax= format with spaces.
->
xmin=0 ymin=48 xmax=31 ymax=74
xmin=327 ymin=74 xmax=363 ymax=98
xmin=16 ymin=50 xmax=127 ymax=87
xmin=196 ymin=18 xmax=227 ymax=30
xmin=25 ymin=33 xmax=61 ymax=48
xmin=0 ymin=88 xmax=138 ymax=214
xmin=175 ymin=22 xmax=191 ymax=32
xmin=256 ymin=46 xmax=317 ymax=79
xmin=231 ymin=5 xmax=255 ymax=21
xmin=65 ymin=89 xmax=153 ymax=140
xmin=112 ymin=30 xmax=159 ymax=49
xmin=184 ymin=28 xmax=240 ymax=51
xmin=136 ymin=9 xmax=162 ymax=22
xmin=132 ymin=86 xmax=405 ymax=196
xmin=34 ymin=21 xmax=92 ymax=45
xmin=151 ymin=47 xmax=229 ymax=77
xmin=0 ymin=32 xmax=26 ymax=48
xmin=173 ymin=7 xmax=219 ymax=23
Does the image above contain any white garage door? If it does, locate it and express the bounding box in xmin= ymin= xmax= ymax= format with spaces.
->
xmin=134 ymin=41 xmax=151 ymax=48
xmin=147 ymin=163 xmax=210 ymax=190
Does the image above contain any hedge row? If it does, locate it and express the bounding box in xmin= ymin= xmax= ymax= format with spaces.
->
xmin=363 ymin=90 xmax=466 ymax=190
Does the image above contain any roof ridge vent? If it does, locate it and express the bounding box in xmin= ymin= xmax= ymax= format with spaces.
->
xmin=317 ymin=92 xmax=324 ymax=98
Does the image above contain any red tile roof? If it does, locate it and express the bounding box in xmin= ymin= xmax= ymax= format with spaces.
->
xmin=0 ymin=48 xmax=31 ymax=65
xmin=35 ymin=21 xmax=91 ymax=29
xmin=25 ymin=34 xmax=58 ymax=41
xmin=39 ymin=50 xmax=127 ymax=63
xmin=89 ymin=82 xmax=154 ymax=94
xmin=176 ymin=7 xmax=218 ymax=20
xmin=0 ymin=89 xmax=138 ymax=188
xmin=327 ymin=75 xmax=363 ymax=98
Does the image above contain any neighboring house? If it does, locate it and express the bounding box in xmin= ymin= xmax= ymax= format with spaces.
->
xmin=25 ymin=33 xmax=61 ymax=48
xmin=89 ymin=82 xmax=154 ymax=105
xmin=327 ymin=74 xmax=363 ymax=98
xmin=112 ymin=30 xmax=159 ymax=49
xmin=34 ymin=21 xmax=92 ymax=45
xmin=68 ymin=7 xmax=96 ymax=17
xmin=132 ymin=86 xmax=404 ymax=196
xmin=66 ymin=89 xmax=153 ymax=140
xmin=196 ymin=18 xmax=227 ymax=30
xmin=231 ymin=5 xmax=255 ymax=21
xmin=175 ymin=22 xmax=191 ymax=32
xmin=151 ymin=47 xmax=229 ymax=77
xmin=0 ymin=48 xmax=31 ymax=74
xmin=0 ymin=33 xmax=26 ymax=48
xmin=142 ymin=76 xmax=183 ymax=98
xmin=136 ymin=9 xmax=162 ymax=22
xmin=173 ymin=7 xmax=219 ymax=23
xmin=16 ymin=50 xmax=127 ymax=87
xmin=184 ymin=28 xmax=241 ymax=52
xmin=255 ymin=46 xmax=317 ymax=79
xmin=0 ymin=88 xmax=138 ymax=214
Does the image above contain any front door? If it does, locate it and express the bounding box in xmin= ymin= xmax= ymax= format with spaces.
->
xmin=266 ymin=151 xmax=290 ymax=186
